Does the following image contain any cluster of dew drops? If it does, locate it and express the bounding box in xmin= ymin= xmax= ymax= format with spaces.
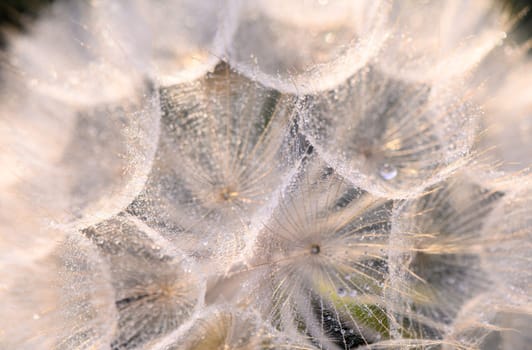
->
xmin=0 ymin=1 xmax=531 ymax=350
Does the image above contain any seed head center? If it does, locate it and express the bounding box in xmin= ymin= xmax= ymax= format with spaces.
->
xmin=220 ymin=187 xmax=239 ymax=202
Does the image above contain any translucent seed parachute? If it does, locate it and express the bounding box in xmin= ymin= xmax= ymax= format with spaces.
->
xmin=0 ymin=1 xmax=530 ymax=349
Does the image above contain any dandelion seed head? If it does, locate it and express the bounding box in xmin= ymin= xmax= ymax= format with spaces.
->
xmin=1 ymin=1 xmax=531 ymax=349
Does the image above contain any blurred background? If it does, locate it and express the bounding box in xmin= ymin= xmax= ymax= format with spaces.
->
xmin=0 ymin=0 xmax=531 ymax=49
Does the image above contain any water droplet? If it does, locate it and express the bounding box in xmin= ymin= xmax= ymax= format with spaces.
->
xmin=337 ymin=287 xmax=347 ymax=297
xmin=379 ymin=163 xmax=397 ymax=180
xmin=349 ymin=289 xmax=358 ymax=297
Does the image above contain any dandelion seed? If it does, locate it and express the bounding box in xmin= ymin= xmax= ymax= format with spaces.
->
xmin=300 ymin=66 xmax=479 ymax=198
xmin=379 ymin=0 xmax=509 ymax=83
xmin=6 ymin=1 xmax=146 ymax=105
xmin=0 ymin=234 xmax=116 ymax=350
xmin=479 ymin=311 xmax=532 ymax=349
xmin=83 ymin=214 xmax=203 ymax=349
xmin=148 ymin=306 xmax=312 ymax=350
xmin=93 ymin=0 xmax=239 ymax=86
xmin=468 ymin=52 xmax=532 ymax=190
xmin=247 ymin=153 xmax=394 ymax=348
xmin=0 ymin=68 xmax=161 ymax=230
xmin=438 ymin=296 xmax=532 ymax=350
xmin=0 ymin=70 xmax=77 ymax=191
xmin=57 ymin=90 xmax=161 ymax=229
xmin=389 ymin=174 xmax=505 ymax=341
xmin=0 ymin=194 xmax=64 ymax=263
xmin=227 ymin=0 xmax=389 ymax=93
xmin=127 ymin=64 xmax=302 ymax=264
xmin=480 ymin=186 xmax=531 ymax=303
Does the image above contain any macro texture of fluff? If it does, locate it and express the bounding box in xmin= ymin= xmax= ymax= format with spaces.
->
xmin=0 ymin=0 xmax=531 ymax=349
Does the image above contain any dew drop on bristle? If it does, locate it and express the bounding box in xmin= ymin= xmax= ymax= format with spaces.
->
xmin=337 ymin=287 xmax=347 ymax=297
xmin=379 ymin=163 xmax=397 ymax=180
